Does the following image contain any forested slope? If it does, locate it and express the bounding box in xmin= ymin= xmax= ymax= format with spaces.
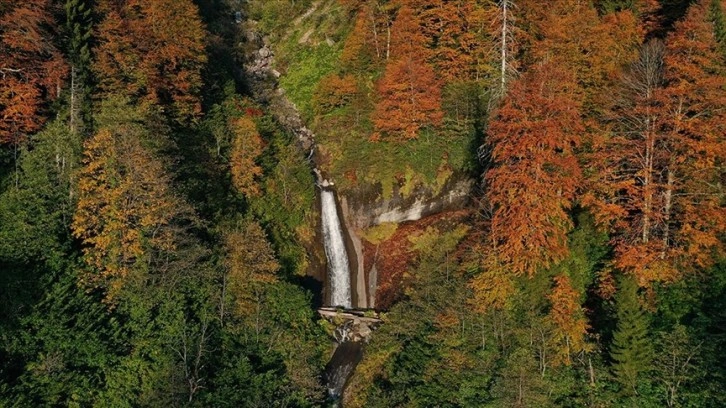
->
xmin=0 ymin=0 xmax=724 ymax=407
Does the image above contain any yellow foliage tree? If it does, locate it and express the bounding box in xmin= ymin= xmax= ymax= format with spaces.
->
xmin=229 ymin=116 xmax=264 ymax=197
xmin=547 ymin=274 xmax=590 ymax=366
xmin=72 ymin=117 xmax=182 ymax=301
xmin=225 ymin=221 xmax=279 ymax=321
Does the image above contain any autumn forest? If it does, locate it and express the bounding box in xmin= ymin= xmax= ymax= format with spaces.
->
xmin=0 ymin=0 xmax=725 ymax=406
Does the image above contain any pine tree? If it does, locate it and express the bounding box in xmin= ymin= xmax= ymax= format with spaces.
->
xmin=596 ymin=0 xmax=638 ymax=14
xmin=610 ymin=276 xmax=653 ymax=395
xmin=710 ymin=0 xmax=726 ymax=60
xmin=64 ymin=0 xmax=93 ymax=133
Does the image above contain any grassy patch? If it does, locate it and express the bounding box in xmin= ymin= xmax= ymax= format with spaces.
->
xmin=279 ymin=44 xmax=342 ymax=119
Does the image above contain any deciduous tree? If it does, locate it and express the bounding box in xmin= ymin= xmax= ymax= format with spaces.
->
xmin=229 ymin=116 xmax=264 ymax=198
xmin=485 ymin=61 xmax=583 ymax=277
xmin=371 ymin=5 xmax=443 ymax=140
xmin=585 ymin=1 xmax=725 ymax=287
xmin=94 ymin=0 xmax=207 ymax=122
xmin=0 ymin=0 xmax=67 ymax=145
xmin=547 ymin=274 xmax=589 ymax=366
xmin=224 ymin=220 xmax=279 ymax=338
xmin=72 ymin=99 xmax=187 ymax=302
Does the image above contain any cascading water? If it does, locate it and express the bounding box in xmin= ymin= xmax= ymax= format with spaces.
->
xmin=320 ymin=188 xmax=352 ymax=309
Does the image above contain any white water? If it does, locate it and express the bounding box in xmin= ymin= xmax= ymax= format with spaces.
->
xmin=321 ymin=189 xmax=352 ymax=308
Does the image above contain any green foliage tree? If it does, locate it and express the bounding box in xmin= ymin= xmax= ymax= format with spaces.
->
xmin=653 ymin=324 xmax=702 ymax=407
xmin=597 ymin=0 xmax=639 ymax=14
xmin=710 ymin=0 xmax=726 ymax=58
xmin=610 ymin=276 xmax=654 ymax=395
xmin=0 ymin=119 xmax=81 ymax=331
xmin=64 ymin=0 xmax=93 ymax=133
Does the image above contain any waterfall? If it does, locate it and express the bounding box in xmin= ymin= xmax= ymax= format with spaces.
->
xmin=321 ymin=189 xmax=352 ymax=308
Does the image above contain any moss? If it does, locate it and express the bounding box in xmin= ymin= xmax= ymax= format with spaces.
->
xmin=360 ymin=223 xmax=399 ymax=245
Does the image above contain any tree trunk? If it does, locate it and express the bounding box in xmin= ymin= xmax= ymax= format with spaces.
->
xmin=500 ymin=0 xmax=509 ymax=94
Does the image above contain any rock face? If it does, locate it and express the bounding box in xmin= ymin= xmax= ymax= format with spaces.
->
xmin=342 ymin=174 xmax=474 ymax=229
xmin=340 ymin=173 xmax=474 ymax=309
xmin=319 ymin=309 xmax=382 ymax=402
xmin=242 ymin=25 xmax=316 ymax=155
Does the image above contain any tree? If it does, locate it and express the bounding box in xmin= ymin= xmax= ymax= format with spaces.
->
xmin=653 ymin=325 xmax=701 ymax=407
xmin=596 ymin=0 xmax=639 ymax=14
xmin=72 ymin=98 xmax=189 ymax=302
xmin=415 ymin=0 xmax=492 ymax=83
xmin=528 ymin=0 xmax=641 ymax=106
xmin=312 ymin=73 xmax=359 ymax=114
xmin=0 ymin=0 xmax=67 ymax=146
xmin=371 ymin=5 xmax=443 ymax=140
xmin=712 ymin=0 xmax=726 ymax=58
xmin=486 ymin=0 xmax=519 ymax=96
xmin=224 ymin=221 xmax=279 ymax=325
xmin=229 ymin=116 xmax=264 ymax=198
xmin=584 ymin=40 xmax=668 ymax=286
xmin=485 ymin=61 xmax=583 ymax=277
xmin=658 ymin=0 xmax=726 ymax=273
xmin=585 ymin=1 xmax=725 ymax=287
xmin=94 ymin=0 xmax=208 ymax=122
xmin=64 ymin=0 xmax=93 ymax=134
xmin=341 ymin=6 xmax=379 ymax=73
xmin=610 ymin=276 xmax=653 ymax=395
xmin=470 ymin=249 xmax=517 ymax=314
xmin=547 ymin=274 xmax=589 ymax=366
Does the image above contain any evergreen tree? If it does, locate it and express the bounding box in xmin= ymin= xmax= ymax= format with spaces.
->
xmin=596 ymin=0 xmax=638 ymax=14
xmin=64 ymin=0 xmax=93 ymax=133
xmin=610 ymin=276 xmax=653 ymax=395
xmin=710 ymin=0 xmax=726 ymax=58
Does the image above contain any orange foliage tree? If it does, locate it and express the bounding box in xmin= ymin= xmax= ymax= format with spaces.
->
xmin=485 ymin=61 xmax=583 ymax=277
xmin=658 ymin=0 xmax=725 ymax=273
xmin=547 ymin=274 xmax=589 ymax=366
xmin=312 ymin=73 xmax=359 ymax=113
xmin=0 ymin=0 xmax=67 ymax=145
xmin=94 ymin=0 xmax=207 ymax=122
xmin=371 ymin=5 xmax=443 ymax=140
xmin=584 ymin=0 xmax=725 ymax=287
xmin=413 ymin=0 xmax=492 ymax=83
xmin=229 ymin=116 xmax=264 ymax=197
xmin=525 ymin=0 xmax=641 ymax=106
xmin=341 ymin=5 xmax=380 ymax=72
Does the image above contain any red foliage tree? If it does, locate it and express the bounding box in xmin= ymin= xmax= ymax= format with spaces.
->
xmin=0 ymin=0 xmax=67 ymax=145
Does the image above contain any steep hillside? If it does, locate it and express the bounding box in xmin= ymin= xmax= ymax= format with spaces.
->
xmin=0 ymin=0 xmax=724 ymax=406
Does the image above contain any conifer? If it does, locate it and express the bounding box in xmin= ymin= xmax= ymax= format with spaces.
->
xmin=610 ymin=276 xmax=653 ymax=395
